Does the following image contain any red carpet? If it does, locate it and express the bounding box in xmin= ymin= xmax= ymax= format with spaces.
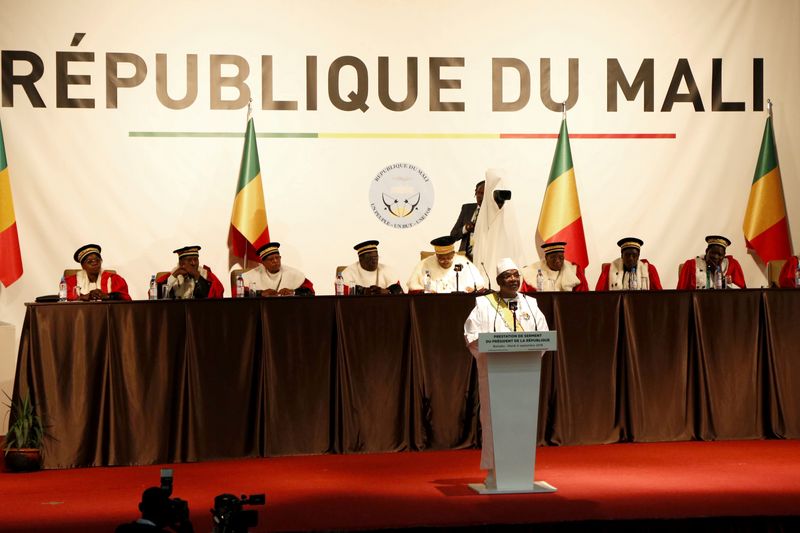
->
xmin=1 ymin=440 xmax=799 ymax=532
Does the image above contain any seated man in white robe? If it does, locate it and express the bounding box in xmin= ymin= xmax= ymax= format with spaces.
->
xmin=464 ymin=258 xmax=549 ymax=488
xmin=520 ymin=241 xmax=589 ymax=292
xmin=407 ymin=236 xmax=487 ymax=294
xmin=242 ymin=242 xmax=314 ymax=296
xmin=340 ymin=240 xmax=403 ymax=295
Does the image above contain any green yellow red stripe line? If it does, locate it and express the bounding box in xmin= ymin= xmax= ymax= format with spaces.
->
xmin=129 ymin=131 xmax=676 ymax=140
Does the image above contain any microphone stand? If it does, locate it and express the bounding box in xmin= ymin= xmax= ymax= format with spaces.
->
xmin=481 ymin=262 xmax=493 ymax=292
xmin=453 ymin=264 xmax=462 ymax=293
xmin=509 ymin=300 xmax=518 ymax=331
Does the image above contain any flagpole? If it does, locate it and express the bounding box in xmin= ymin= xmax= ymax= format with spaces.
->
xmin=243 ymin=99 xmax=253 ymax=271
xmin=767 ymin=98 xmax=773 ymax=118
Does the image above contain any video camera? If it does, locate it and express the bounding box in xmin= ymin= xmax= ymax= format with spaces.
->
xmin=493 ymin=189 xmax=512 ymax=208
xmin=211 ymin=493 xmax=266 ymax=533
xmin=159 ymin=468 xmax=191 ymax=526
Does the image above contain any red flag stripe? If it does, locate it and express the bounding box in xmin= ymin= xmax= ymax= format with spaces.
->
xmin=545 ymin=217 xmax=589 ymax=269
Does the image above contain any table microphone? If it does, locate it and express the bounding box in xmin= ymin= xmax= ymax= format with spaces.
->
xmin=481 ymin=262 xmax=493 ymax=292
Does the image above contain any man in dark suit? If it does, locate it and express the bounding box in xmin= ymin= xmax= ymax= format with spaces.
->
xmin=449 ymin=180 xmax=485 ymax=261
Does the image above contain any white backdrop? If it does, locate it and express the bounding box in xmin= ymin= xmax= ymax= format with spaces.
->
xmin=1 ymin=0 xmax=799 ymax=426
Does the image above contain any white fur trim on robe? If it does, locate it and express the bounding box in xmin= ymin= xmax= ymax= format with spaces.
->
xmin=340 ymin=262 xmax=399 ymax=289
xmin=521 ymin=260 xmax=580 ymax=292
xmin=75 ymin=269 xmax=111 ymax=295
xmin=241 ymin=263 xmax=307 ymax=291
xmin=693 ymin=256 xmax=738 ymax=289
xmin=607 ymin=258 xmax=650 ymax=290
xmin=408 ymin=255 xmax=486 ymax=293
xmin=166 ymin=266 xmax=211 ymax=299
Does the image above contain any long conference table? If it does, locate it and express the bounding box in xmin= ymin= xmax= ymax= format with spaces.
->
xmin=13 ymin=290 xmax=800 ymax=469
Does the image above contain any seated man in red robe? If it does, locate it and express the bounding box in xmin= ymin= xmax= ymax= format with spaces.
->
xmin=677 ymin=235 xmax=746 ymax=289
xmin=595 ymin=237 xmax=663 ymax=291
xmin=157 ymin=245 xmax=224 ymax=299
xmin=778 ymin=256 xmax=799 ymax=288
xmin=66 ymin=244 xmax=131 ymax=301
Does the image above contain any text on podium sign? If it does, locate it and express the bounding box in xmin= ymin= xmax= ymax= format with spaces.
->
xmin=478 ymin=331 xmax=557 ymax=353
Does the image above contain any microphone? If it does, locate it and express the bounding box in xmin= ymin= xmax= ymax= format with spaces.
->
xmin=453 ymin=263 xmax=462 ymax=292
xmin=509 ymin=300 xmax=518 ymax=331
xmin=522 ymin=297 xmax=539 ymax=331
xmin=459 ymin=262 xmax=478 ymax=292
xmin=481 ymin=262 xmax=493 ymax=292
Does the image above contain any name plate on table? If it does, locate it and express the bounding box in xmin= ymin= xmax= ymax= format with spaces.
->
xmin=478 ymin=331 xmax=557 ymax=353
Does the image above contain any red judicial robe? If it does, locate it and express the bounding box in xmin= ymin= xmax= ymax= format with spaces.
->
xmin=66 ymin=271 xmax=131 ymax=301
xmin=778 ymin=256 xmax=799 ymax=288
xmin=595 ymin=259 xmax=663 ymax=291
xmin=156 ymin=265 xmax=225 ymax=299
xmin=677 ymin=256 xmax=746 ymax=290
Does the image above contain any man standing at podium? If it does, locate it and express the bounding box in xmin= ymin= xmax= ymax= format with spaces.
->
xmin=463 ymin=258 xmax=548 ymax=488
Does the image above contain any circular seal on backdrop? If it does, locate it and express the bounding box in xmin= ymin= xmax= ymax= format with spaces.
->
xmin=369 ymin=163 xmax=434 ymax=229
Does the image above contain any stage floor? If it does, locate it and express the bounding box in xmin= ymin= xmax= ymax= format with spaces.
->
xmin=1 ymin=440 xmax=799 ymax=532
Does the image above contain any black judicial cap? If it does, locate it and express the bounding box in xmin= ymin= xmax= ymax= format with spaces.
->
xmin=617 ymin=237 xmax=644 ymax=250
xmin=705 ymin=235 xmax=731 ymax=248
xmin=354 ymin=240 xmax=379 ymax=256
xmin=257 ymin=242 xmax=281 ymax=260
xmin=74 ymin=244 xmax=102 ymax=264
xmin=541 ymin=241 xmax=567 ymax=255
xmin=173 ymin=245 xmax=201 ymax=259
xmin=430 ymin=236 xmax=457 ymax=254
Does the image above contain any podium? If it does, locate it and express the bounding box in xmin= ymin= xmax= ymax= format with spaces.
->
xmin=468 ymin=331 xmax=557 ymax=495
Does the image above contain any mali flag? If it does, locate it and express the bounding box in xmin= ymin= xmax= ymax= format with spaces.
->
xmin=228 ymin=116 xmax=270 ymax=265
xmin=743 ymin=114 xmax=792 ymax=263
xmin=536 ymin=118 xmax=589 ymax=268
xmin=0 ymin=119 xmax=23 ymax=287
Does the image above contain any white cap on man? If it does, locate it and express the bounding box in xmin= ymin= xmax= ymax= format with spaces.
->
xmin=496 ymin=257 xmax=518 ymax=276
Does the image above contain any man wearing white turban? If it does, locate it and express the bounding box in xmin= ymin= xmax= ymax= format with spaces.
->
xmin=463 ymin=258 xmax=548 ymax=488
xmin=471 ymin=169 xmax=529 ymax=278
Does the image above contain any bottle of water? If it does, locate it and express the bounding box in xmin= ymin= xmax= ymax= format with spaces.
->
xmin=714 ymin=269 xmax=723 ymax=290
xmin=58 ymin=276 xmax=68 ymax=302
xmin=335 ymin=273 xmax=345 ymax=296
xmin=629 ymin=269 xmax=638 ymax=290
xmin=236 ymin=274 xmax=245 ymax=298
xmin=423 ymin=270 xmax=432 ymax=293
xmin=536 ymin=269 xmax=544 ymax=291
xmin=795 ymin=262 xmax=800 ymax=289
xmin=148 ymin=275 xmax=157 ymax=300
